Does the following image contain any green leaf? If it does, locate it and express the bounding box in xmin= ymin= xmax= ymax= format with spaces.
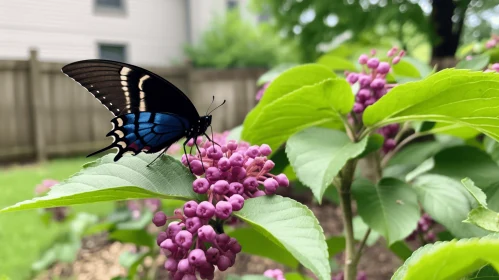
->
xmin=467 ymin=264 xmax=499 ymax=279
xmin=391 ymin=59 xmax=421 ymax=78
xmin=412 ymin=175 xmax=488 ymax=238
xmin=462 ymin=178 xmax=488 ymax=207
xmin=109 ymin=229 xmax=154 ymax=247
xmin=456 ymin=54 xmax=491 ymax=71
xmin=484 ymin=136 xmax=499 ymax=164
xmin=235 ymin=195 xmax=330 ymax=280
xmin=353 ymin=216 xmax=380 ymax=246
xmin=356 ymin=134 xmax=384 ymax=158
xmin=257 ymin=63 xmax=299 ymax=86
xmin=119 ymin=251 xmax=151 ymax=279
xmin=465 ymin=207 xmax=499 ymax=232
xmin=243 ymin=64 xmax=337 ymax=136
xmin=115 ymin=211 xmax=154 ymax=230
xmin=362 ymin=69 xmax=499 ymax=142
xmin=227 ymin=227 xmax=299 ymax=268
xmin=384 ymin=141 xmax=441 ymax=181
xmin=429 ymin=146 xmax=499 ymax=189
xmin=316 ymin=55 xmax=358 ymax=71
xmin=326 ymin=236 xmax=346 ymax=257
xmin=352 ymin=178 xmax=420 ymax=245
xmin=286 ymin=127 xmax=368 ymax=202
xmin=227 ymin=125 xmax=243 ymax=141
xmin=285 ymin=272 xmax=313 ymax=280
xmin=389 ymin=241 xmax=413 ymax=261
xmin=0 ymin=154 xmax=199 ymax=213
xmin=391 ymin=234 xmax=499 ymax=280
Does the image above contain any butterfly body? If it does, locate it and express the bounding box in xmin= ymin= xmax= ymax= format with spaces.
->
xmin=62 ymin=59 xmax=214 ymax=162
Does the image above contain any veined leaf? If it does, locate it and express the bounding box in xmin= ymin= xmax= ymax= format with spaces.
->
xmin=392 ymin=234 xmax=499 ymax=280
xmin=0 ymin=154 xmax=199 ymax=213
xmin=286 ymin=127 xmax=368 ymax=202
xmin=235 ymin=196 xmax=330 ymax=280
xmin=363 ymin=69 xmax=499 ymax=142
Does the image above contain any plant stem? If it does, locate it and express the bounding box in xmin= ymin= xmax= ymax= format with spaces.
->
xmin=381 ymin=131 xmax=427 ymax=168
xmin=352 ymin=229 xmax=371 ymax=267
xmin=337 ymin=159 xmax=358 ymax=280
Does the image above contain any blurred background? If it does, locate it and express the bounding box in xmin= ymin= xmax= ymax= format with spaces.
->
xmin=0 ymin=0 xmax=498 ymax=279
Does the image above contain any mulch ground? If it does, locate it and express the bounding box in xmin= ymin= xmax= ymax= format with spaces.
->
xmin=35 ymin=197 xmax=402 ymax=280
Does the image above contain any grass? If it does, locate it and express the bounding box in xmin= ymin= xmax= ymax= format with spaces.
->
xmin=0 ymin=157 xmax=113 ymax=280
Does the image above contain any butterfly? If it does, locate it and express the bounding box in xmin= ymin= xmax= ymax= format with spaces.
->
xmin=61 ymin=59 xmax=224 ymax=167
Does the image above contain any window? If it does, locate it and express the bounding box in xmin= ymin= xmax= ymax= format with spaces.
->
xmin=95 ymin=0 xmax=126 ymax=14
xmin=227 ymin=0 xmax=238 ymax=10
xmin=98 ymin=43 xmax=127 ymax=62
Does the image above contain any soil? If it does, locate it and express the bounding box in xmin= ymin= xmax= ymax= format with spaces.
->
xmin=35 ymin=198 xmax=401 ymax=280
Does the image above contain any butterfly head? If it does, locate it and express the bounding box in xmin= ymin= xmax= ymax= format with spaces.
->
xmin=199 ymin=115 xmax=212 ymax=133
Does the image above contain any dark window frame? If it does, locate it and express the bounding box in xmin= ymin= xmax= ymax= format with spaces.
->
xmin=94 ymin=0 xmax=127 ymax=16
xmin=97 ymin=43 xmax=128 ymax=63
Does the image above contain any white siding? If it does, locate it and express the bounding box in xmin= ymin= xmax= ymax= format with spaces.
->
xmin=0 ymin=0 xmax=189 ymax=66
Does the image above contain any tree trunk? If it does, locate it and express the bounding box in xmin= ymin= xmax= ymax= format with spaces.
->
xmin=430 ymin=0 xmax=467 ymax=69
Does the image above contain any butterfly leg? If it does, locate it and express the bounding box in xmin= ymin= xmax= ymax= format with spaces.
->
xmin=183 ymin=139 xmax=194 ymax=173
xmin=146 ymin=147 xmax=168 ymax=167
xmin=194 ymin=141 xmax=207 ymax=173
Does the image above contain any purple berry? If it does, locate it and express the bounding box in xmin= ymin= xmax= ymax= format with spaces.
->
xmin=370 ymin=78 xmax=386 ymax=90
xmin=167 ymin=223 xmax=182 ymax=238
xmin=358 ymin=75 xmax=372 ymax=88
xmin=231 ymin=166 xmax=247 ymax=181
xmin=216 ymin=233 xmax=230 ymax=247
xmin=206 ymin=247 xmax=220 ymax=264
xmin=227 ymin=140 xmax=238 ymax=151
xmin=188 ymin=249 xmax=207 ymax=266
xmin=229 ymin=238 xmax=242 ymax=253
xmin=217 ymin=158 xmax=231 ymax=172
xmin=346 ymin=72 xmax=359 ymax=84
xmin=205 ymin=167 xmax=221 ymax=182
xmin=356 ymin=89 xmax=371 ymax=102
xmin=152 ymin=211 xmax=167 ymax=227
xmin=357 ymin=271 xmax=367 ymax=280
xmin=392 ymin=56 xmax=401 ymax=64
xmin=387 ymin=47 xmax=398 ymax=57
xmin=245 ymin=145 xmax=260 ymax=158
xmin=353 ymin=102 xmax=364 ymax=114
xmin=196 ymin=201 xmax=216 ymax=219
xmin=253 ymin=190 xmax=266 ymax=197
xmin=377 ymin=62 xmax=391 ymax=74
xmin=177 ymin=258 xmax=192 ymax=273
xmin=228 ymin=194 xmax=245 ymax=211
xmin=185 ymin=217 xmax=203 ymax=233
xmin=263 ymin=160 xmax=275 ymax=171
xmin=229 ymin=182 xmax=244 ymax=195
xmin=157 ymin=231 xmax=168 ymax=246
xmin=165 ymin=257 xmax=178 ymax=272
xmin=192 ymin=178 xmax=210 ymax=194
xmin=198 ymin=225 xmax=216 ymax=242
xmin=217 ymin=255 xmax=231 ymax=271
xmin=229 ymin=152 xmax=244 ymax=167
xmin=207 ymin=146 xmax=223 ymax=160
xmin=358 ymin=54 xmax=369 ymax=64
xmin=383 ymin=138 xmax=397 ymax=152
xmin=175 ymin=230 xmax=193 ymax=249
xmin=182 ymin=274 xmax=197 ymax=280
xmin=374 ymin=88 xmax=387 ymax=99
xmin=364 ymin=97 xmax=377 ymax=106
xmin=215 ymin=201 xmax=233 ymax=219
xmin=160 ymin=238 xmax=178 ymax=254
xmin=275 ymin=174 xmax=289 ymax=187
xmin=199 ymin=263 xmax=215 ymax=279
xmin=213 ymin=180 xmax=230 ymax=195
xmin=243 ymin=177 xmax=259 ymax=191
xmin=264 ymin=178 xmax=279 ymax=194
xmin=189 ymin=160 xmax=204 ymax=176
xmin=172 ymin=271 xmax=184 ymax=280
xmin=367 ymin=57 xmax=380 ymax=69
xmin=183 ymin=201 xmax=198 ymax=218
xmin=426 ymin=231 xmax=436 ymax=242
xmin=259 ymin=144 xmax=272 ymax=156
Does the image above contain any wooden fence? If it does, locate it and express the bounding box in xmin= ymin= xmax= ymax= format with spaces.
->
xmin=0 ymin=50 xmax=265 ymax=162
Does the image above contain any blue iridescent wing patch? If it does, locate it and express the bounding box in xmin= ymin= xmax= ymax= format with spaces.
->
xmin=88 ymin=112 xmax=190 ymax=161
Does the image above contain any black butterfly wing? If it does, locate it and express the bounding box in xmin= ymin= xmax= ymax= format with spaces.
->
xmin=61 ymin=59 xmax=199 ymax=122
xmin=88 ymin=112 xmax=190 ymax=161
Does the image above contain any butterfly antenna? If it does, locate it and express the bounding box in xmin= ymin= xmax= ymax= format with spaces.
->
xmin=206 ymin=96 xmax=215 ymax=115
xmin=208 ymin=100 xmax=226 ymax=115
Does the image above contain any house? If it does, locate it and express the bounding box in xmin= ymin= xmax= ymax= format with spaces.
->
xmin=0 ymin=0 xmax=254 ymax=67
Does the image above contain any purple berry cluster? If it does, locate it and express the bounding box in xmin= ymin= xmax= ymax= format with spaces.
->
xmin=34 ymin=179 xmax=68 ymax=222
xmin=486 ymin=63 xmax=499 ymax=73
xmin=377 ymin=123 xmax=400 ymax=153
xmin=332 ymin=271 xmax=367 ymax=280
xmin=264 ymin=269 xmax=285 ymax=280
xmin=153 ymin=137 xmax=289 ymax=279
xmin=127 ymin=198 xmax=161 ymax=220
xmin=405 ymin=213 xmax=436 ymax=243
xmin=347 ymin=47 xmax=404 ymax=115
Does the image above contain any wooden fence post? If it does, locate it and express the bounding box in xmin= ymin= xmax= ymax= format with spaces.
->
xmin=28 ymin=49 xmax=47 ymax=162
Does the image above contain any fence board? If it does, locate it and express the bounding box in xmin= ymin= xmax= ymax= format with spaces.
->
xmin=0 ymin=54 xmax=266 ymax=162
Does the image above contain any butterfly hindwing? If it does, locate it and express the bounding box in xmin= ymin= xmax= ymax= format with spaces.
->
xmin=61 ymin=59 xmax=200 ymax=122
xmin=89 ymin=112 xmax=190 ymax=161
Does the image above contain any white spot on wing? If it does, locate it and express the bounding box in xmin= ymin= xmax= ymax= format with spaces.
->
xmin=121 ymin=81 xmax=128 ymax=86
xmin=120 ymin=67 xmax=132 ymax=75
xmin=122 ymin=86 xmax=128 ymax=91
xmin=138 ymin=75 xmax=150 ymax=90
xmin=116 ymin=130 xmax=124 ymax=138
xmin=118 ymin=141 xmax=127 ymax=148
xmin=139 ymin=99 xmax=146 ymax=111
xmin=120 ymin=75 xmax=127 ymax=81
xmin=117 ymin=118 xmax=124 ymax=127
xmin=140 ymin=91 xmax=145 ymax=99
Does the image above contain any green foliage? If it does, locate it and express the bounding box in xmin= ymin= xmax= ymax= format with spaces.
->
xmin=363 ymin=69 xmax=499 ymax=142
xmin=0 ymin=154 xmax=199 ymax=213
xmin=352 ymin=178 xmax=420 ymax=245
xmin=316 ymin=55 xmax=358 ymax=71
xmin=119 ymin=251 xmax=151 ymax=279
xmin=392 ymin=234 xmax=499 ymax=280
xmin=242 ymin=64 xmax=353 ymax=151
xmin=326 ymin=236 xmax=345 ymax=257
xmin=412 ymin=175 xmax=488 ymax=238
xmin=456 ymin=54 xmax=491 ymax=70
xmin=184 ymin=11 xmax=299 ymax=68
xmin=463 ymin=178 xmax=499 ymax=233
xmin=257 ymin=63 xmax=299 ymax=86
xmin=235 ymin=195 xmax=330 ymax=280
xmin=286 ymin=127 xmax=368 ymax=202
